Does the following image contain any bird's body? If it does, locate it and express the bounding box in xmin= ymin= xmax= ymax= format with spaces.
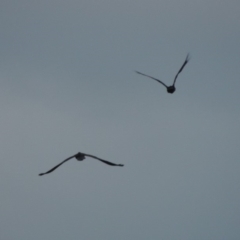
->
xmin=75 ymin=152 xmax=85 ymax=161
xmin=135 ymin=54 xmax=190 ymax=94
xmin=166 ymin=85 xmax=176 ymax=94
xmin=39 ymin=152 xmax=124 ymax=176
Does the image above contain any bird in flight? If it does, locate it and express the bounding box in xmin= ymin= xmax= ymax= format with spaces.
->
xmin=135 ymin=54 xmax=190 ymax=94
xmin=39 ymin=152 xmax=124 ymax=176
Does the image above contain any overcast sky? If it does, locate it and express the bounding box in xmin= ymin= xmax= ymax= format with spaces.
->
xmin=1 ymin=0 xmax=240 ymax=239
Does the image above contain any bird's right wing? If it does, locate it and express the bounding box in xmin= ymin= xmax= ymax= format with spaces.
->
xmin=85 ymin=153 xmax=124 ymax=167
xmin=173 ymin=54 xmax=190 ymax=85
xmin=135 ymin=71 xmax=168 ymax=88
xmin=38 ymin=154 xmax=77 ymax=176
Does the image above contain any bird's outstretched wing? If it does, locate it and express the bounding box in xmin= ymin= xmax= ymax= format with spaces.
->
xmin=84 ymin=153 xmax=124 ymax=167
xmin=173 ymin=54 xmax=190 ymax=85
xmin=135 ymin=71 xmax=168 ymax=88
xmin=39 ymin=154 xmax=77 ymax=176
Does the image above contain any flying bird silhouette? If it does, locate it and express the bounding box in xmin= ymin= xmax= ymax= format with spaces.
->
xmin=135 ymin=54 xmax=190 ymax=94
xmin=39 ymin=152 xmax=124 ymax=176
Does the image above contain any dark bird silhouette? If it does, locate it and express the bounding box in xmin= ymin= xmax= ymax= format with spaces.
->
xmin=135 ymin=54 xmax=190 ymax=94
xmin=39 ymin=152 xmax=124 ymax=176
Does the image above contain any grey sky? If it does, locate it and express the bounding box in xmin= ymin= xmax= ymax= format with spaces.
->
xmin=1 ymin=0 xmax=240 ymax=239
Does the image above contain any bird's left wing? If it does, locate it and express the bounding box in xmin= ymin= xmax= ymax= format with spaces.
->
xmin=135 ymin=71 xmax=168 ymax=88
xmin=39 ymin=154 xmax=77 ymax=176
